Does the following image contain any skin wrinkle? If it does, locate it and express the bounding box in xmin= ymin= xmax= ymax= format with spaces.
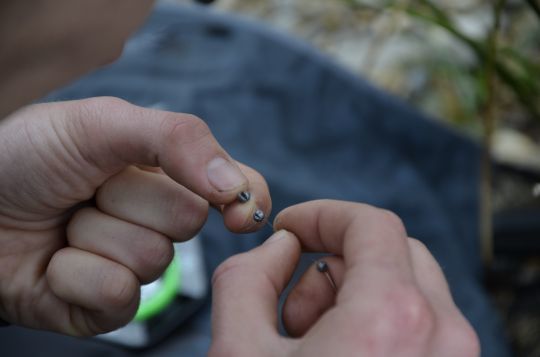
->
xmin=0 ymin=199 xmax=80 ymax=230
xmin=167 ymin=114 xmax=214 ymax=148
xmin=69 ymin=98 xmax=128 ymax=173
xmin=1 ymin=104 xmax=100 ymax=226
xmin=48 ymin=118 xmax=101 ymax=203
xmin=9 ymin=121 xmax=51 ymax=208
xmin=32 ymin=289 xmax=66 ymax=333
xmin=81 ymin=307 xmax=108 ymax=337
xmin=95 ymin=100 xmax=137 ymax=169
xmin=169 ymin=127 xmax=226 ymax=200
xmin=67 ymin=303 xmax=98 ymax=337
xmin=21 ymin=119 xmax=73 ymax=211
xmin=152 ymin=109 xmax=177 ymax=168
xmin=25 ymin=277 xmax=50 ymax=327
xmin=0 ymin=187 xmax=70 ymax=225
xmin=67 ymin=304 xmax=84 ymax=336
xmin=134 ymin=107 xmax=175 ymax=169
xmin=5 ymin=240 xmax=55 ymax=321
xmin=111 ymin=103 xmax=155 ymax=168
xmin=166 ymin=116 xmax=224 ymax=173
xmin=0 ymin=122 xmax=34 ymax=211
xmin=68 ymin=100 xmax=121 ymax=175
xmin=49 ymin=113 xmax=102 ymax=185
xmin=3 ymin=235 xmax=59 ymax=325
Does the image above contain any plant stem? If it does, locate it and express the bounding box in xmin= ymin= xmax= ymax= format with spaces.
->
xmin=525 ymin=0 xmax=540 ymax=20
xmin=480 ymin=0 xmax=506 ymax=266
xmin=405 ymin=2 xmax=540 ymax=120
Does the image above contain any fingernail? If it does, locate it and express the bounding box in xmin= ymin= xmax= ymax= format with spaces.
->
xmin=264 ymin=229 xmax=288 ymax=244
xmin=272 ymin=215 xmax=280 ymax=229
xmin=207 ymin=157 xmax=246 ymax=192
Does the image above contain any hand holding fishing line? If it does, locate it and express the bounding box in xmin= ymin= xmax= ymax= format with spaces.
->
xmin=0 ymin=98 xmax=271 ymax=335
xmin=210 ymin=200 xmax=480 ymax=357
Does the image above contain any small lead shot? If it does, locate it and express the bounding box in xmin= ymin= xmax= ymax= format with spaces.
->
xmin=316 ymin=260 xmax=337 ymax=292
xmin=237 ymin=191 xmax=251 ymax=203
xmin=236 ymin=191 xmax=265 ymax=225
xmin=316 ymin=260 xmax=329 ymax=273
xmin=253 ymin=209 xmax=265 ymax=223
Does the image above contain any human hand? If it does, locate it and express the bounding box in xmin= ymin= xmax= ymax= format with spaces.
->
xmin=210 ymin=200 xmax=479 ymax=357
xmin=0 ymin=97 xmax=270 ymax=336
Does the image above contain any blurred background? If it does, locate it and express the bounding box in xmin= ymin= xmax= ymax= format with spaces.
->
xmin=1 ymin=0 xmax=533 ymax=355
xmin=187 ymin=0 xmax=540 ymax=157
xmin=175 ymin=0 xmax=540 ymax=355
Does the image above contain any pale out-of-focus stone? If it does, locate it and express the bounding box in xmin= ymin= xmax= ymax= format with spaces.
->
xmin=493 ymin=129 xmax=540 ymax=171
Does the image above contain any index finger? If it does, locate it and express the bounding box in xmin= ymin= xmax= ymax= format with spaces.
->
xmin=273 ymin=200 xmax=415 ymax=298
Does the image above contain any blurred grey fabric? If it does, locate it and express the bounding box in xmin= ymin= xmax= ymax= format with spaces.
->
xmin=0 ymin=4 xmax=510 ymax=356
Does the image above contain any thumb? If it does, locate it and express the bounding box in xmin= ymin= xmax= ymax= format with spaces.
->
xmin=67 ymin=97 xmax=249 ymax=204
xmin=210 ymin=230 xmax=300 ymax=356
xmin=8 ymin=97 xmax=249 ymax=206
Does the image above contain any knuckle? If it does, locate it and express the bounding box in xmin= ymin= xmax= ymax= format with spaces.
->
xmin=73 ymin=97 xmax=131 ymax=126
xmin=100 ymin=266 xmax=139 ymax=309
xmin=375 ymin=209 xmax=407 ymax=236
xmin=393 ymin=287 xmax=434 ymax=335
xmin=163 ymin=114 xmax=212 ymax=148
xmin=368 ymin=286 xmax=434 ymax=345
xmin=138 ymin=234 xmax=174 ymax=282
xmin=65 ymin=96 xmax=133 ymax=160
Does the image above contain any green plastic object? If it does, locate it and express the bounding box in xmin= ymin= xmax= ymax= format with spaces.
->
xmin=134 ymin=257 xmax=180 ymax=322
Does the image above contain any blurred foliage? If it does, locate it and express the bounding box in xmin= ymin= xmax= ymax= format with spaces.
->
xmin=214 ymin=0 xmax=539 ymax=154
xmin=343 ymin=0 xmax=540 ymax=138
